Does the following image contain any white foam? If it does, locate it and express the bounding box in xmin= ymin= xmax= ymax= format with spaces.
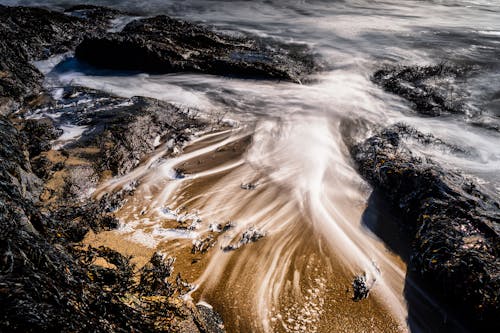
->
xmin=52 ymin=125 xmax=87 ymax=149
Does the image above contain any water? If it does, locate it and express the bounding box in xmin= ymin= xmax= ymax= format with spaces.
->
xmin=10 ymin=0 xmax=500 ymax=332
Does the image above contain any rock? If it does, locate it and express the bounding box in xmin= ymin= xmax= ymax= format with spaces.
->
xmin=30 ymin=155 xmax=54 ymax=180
xmin=0 ymin=116 xmax=42 ymax=202
xmin=0 ymin=5 xmax=120 ymax=110
xmin=21 ymin=86 xmax=209 ymax=205
xmin=0 ymin=113 xmax=225 ymax=332
xmin=192 ymin=235 xmax=217 ymax=254
xmin=372 ymin=63 xmax=472 ymax=116
xmin=75 ymin=15 xmax=317 ymax=82
xmin=350 ymin=123 xmax=500 ymax=328
xmin=0 ymin=5 xmax=226 ymax=331
xmin=240 ymin=183 xmax=258 ymax=190
xmin=352 ymin=273 xmax=371 ymax=301
xmin=222 ymin=227 xmax=265 ymax=251
xmin=21 ymin=118 xmax=63 ymax=158
xmin=28 ymin=86 xmax=209 ymax=177
xmin=195 ymin=303 xmax=225 ymax=333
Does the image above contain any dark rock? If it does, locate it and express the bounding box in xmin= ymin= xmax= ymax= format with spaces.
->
xmin=0 ymin=116 xmax=42 ymax=202
xmin=195 ymin=303 xmax=225 ymax=333
xmin=30 ymin=155 xmax=54 ymax=180
xmin=221 ymin=222 xmax=235 ymax=233
xmin=350 ymin=123 xmax=500 ymax=328
xmin=222 ymin=227 xmax=265 ymax=251
xmin=0 ymin=113 xmax=225 ymax=332
xmin=373 ymin=63 xmax=473 ymax=116
xmin=75 ymin=89 xmax=207 ymax=176
xmin=0 ymin=5 xmax=120 ymax=110
xmin=240 ymin=183 xmax=258 ymax=190
xmin=352 ymin=273 xmax=371 ymax=301
xmin=21 ymin=118 xmax=63 ymax=158
xmin=27 ymin=86 xmax=209 ymax=177
xmin=75 ymin=15 xmax=317 ymax=82
xmin=192 ymin=235 xmax=217 ymax=254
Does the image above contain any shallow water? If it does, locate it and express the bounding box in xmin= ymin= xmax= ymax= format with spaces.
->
xmin=12 ymin=0 xmax=500 ymax=332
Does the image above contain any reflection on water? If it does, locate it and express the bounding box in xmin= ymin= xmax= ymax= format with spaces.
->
xmin=22 ymin=0 xmax=500 ymax=331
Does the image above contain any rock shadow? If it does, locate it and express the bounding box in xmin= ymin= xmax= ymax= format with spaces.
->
xmin=361 ymin=190 xmax=472 ymax=333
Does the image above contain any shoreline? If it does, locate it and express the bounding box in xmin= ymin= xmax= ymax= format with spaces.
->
xmin=1 ymin=3 xmax=498 ymax=333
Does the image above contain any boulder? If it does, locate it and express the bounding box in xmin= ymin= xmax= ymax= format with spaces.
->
xmin=76 ymin=15 xmax=316 ymax=82
xmin=372 ymin=63 xmax=472 ymax=116
xmin=350 ymin=123 xmax=500 ymax=329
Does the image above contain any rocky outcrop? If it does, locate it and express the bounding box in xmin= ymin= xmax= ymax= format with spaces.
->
xmin=0 ymin=5 xmax=228 ymax=329
xmin=75 ymin=15 xmax=316 ymax=82
xmin=0 ymin=5 xmax=120 ymax=112
xmin=372 ymin=63 xmax=472 ymax=116
xmin=22 ymin=87 xmax=209 ymax=201
xmin=0 ymin=110 xmax=224 ymax=332
xmin=350 ymin=123 xmax=500 ymax=329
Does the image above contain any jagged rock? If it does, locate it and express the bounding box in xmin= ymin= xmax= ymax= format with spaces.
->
xmin=21 ymin=86 xmax=210 ymax=228
xmin=0 ymin=5 xmax=120 ymax=111
xmin=350 ymin=123 xmax=500 ymax=329
xmin=372 ymin=63 xmax=472 ymax=116
xmin=0 ymin=116 xmax=42 ymax=202
xmin=21 ymin=118 xmax=63 ymax=158
xmin=75 ymin=15 xmax=317 ymax=82
xmin=192 ymin=235 xmax=217 ymax=254
xmin=195 ymin=304 xmax=225 ymax=333
xmin=26 ymin=86 xmax=209 ymax=181
xmin=0 ymin=113 xmax=225 ymax=333
xmin=352 ymin=274 xmax=371 ymax=301
xmin=222 ymin=227 xmax=265 ymax=251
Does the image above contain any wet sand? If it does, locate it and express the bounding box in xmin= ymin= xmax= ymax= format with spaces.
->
xmin=84 ymin=125 xmax=409 ymax=332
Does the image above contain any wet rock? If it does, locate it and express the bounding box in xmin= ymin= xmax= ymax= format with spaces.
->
xmin=71 ymin=88 xmax=205 ymax=176
xmin=21 ymin=118 xmax=63 ymax=158
xmin=192 ymin=235 xmax=217 ymax=254
xmin=75 ymin=15 xmax=317 ymax=82
xmin=63 ymin=165 xmax=99 ymax=202
xmin=222 ymin=227 xmax=265 ymax=251
xmin=173 ymin=168 xmax=186 ymax=179
xmin=28 ymin=86 xmax=209 ymax=178
xmin=1 ymin=114 xmax=225 ymax=331
xmin=352 ymin=273 xmax=371 ymax=301
xmin=195 ymin=303 xmax=225 ymax=333
xmin=30 ymin=155 xmax=55 ymax=180
xmin=0 ymin=116 xmax=42 ymax=202
xmin=350 ymin=123 xmax=500 ymax=328
xmin=209 ymin=221 xmax=234 ymax=233
xmin=373 ymin=63 xmax=473 ymax=116
xmin=0 ymin=5 xmax=120 ymax=110
xmin=240 ymin=183 xmax=258 ymax=190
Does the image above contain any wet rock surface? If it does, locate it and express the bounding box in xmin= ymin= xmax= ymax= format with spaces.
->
xmin=0 ymin=5 xmax=120 ymax=112
xmin=352 ymin=274 xmax=371 ymax=302
xmin=373 ymin=63 xmax=472 ymax=116
xmin=222 ymin=227 xmax=265 ymax=251
xmin=1 ymin=104 xmax=225 ymax=332
xmin=23 ymin=86 xmax=208 ymax=204
xmin=350 ymin=123 xmax=500 ymax=329
xmin=0 ymin=4 xmax=227 ymax=328
xmin=75 ymin=15 xmax=317 ymax=82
